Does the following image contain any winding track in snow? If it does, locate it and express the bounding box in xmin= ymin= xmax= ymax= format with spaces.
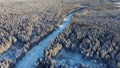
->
xmin=15 ymin=11 xmax=74 ymax=68
xmin=15 ymin=5 xmax=90 ymax=68
xmin=15 ymin=1 xmax=116 ymax=67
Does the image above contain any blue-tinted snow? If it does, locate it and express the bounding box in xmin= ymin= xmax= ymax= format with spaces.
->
xmin=16 ymin=13 xmax=73 ymax=68
xmin=15 ymin=5 xmax=104 ymax=68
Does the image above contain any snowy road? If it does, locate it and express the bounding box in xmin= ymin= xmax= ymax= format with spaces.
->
xmin=15 ymin=13 xmax=73 ymax=68
xmin=15 ymin=4 xmax=105 ymax=68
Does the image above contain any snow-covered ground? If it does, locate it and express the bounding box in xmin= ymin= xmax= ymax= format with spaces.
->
xmin=0 ymin=42 xmax=23 ymax=63
xmin=15 ymin=13 xmax=73 ymax=68
xmin=55 ymin=49 xmax=104 ymax=68
xmin=59 ymin=25 xmax=64 ymax=28
xmin=64 ymin=18 xmax=67 ymax=21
